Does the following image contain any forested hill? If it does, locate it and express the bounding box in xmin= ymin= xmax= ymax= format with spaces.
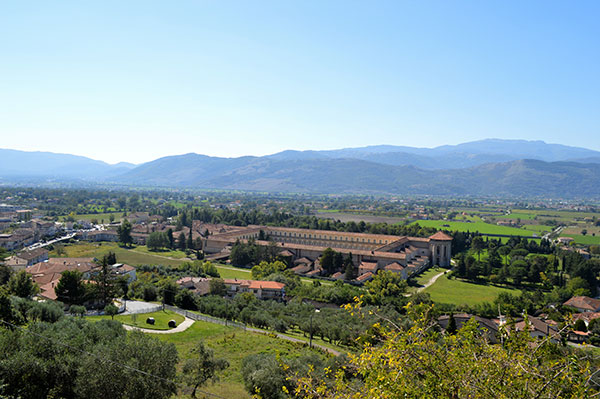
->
xmin=2 ymin=139 xmax=600 ymax=197
xmin=114 ymin=157 xmax=600 ymax=197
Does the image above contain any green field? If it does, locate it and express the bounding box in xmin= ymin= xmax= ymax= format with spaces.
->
xmin=50 ymin=242 xmax=333 ymax=284
xmin=50 ymin=242 xmax=185 ymax=267
xmin=89 ymin=310 xmax=184 ymax=330
xmin=562 ymin=234 xmax=600 ymax=246
xmin=424 ymin=274 xmax=520 ymax=306
xmin=158 ymin=321 xmax=332 ymax=398
xmin=496 ymin=212 xmax=537 ymax=220
xmin=133 ymin=245 xmax=190 ymax=259
xmin=414 ymin=267 xmax=445 ymax=286
xmin=411 ymin=220 xmax=537 ymax=236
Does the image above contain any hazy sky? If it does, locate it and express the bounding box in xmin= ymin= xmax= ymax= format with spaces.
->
xmin=1 ymin=1 xmax=598 ymax=164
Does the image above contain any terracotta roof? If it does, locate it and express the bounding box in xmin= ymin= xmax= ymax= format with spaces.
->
xmin=359 ymin=261 xmax=378 ymax=271
xmin=291 ymin=264 xmax=312 ymax=274
xmin=28 ymin=258 xmax=97 ymax=274
xmin=15 ymin=248 xmax=48 ymax=261
xmin=38 ymin=280 xmax=60 ymax=301
xmin=293 ymin=257 xmax=313 ymax=265
xmin=356 ymin=272 xmax=374 ymax=282
xmin=384 ymin=262 xmax=404 ymax=271
xmin=564 ymin=296 xmax=600 ymax=312
xmin=223 ymin=279 xmax=285 ymax=290
xmin=278 ymin=249 xmax=295 ymax=257
xmin=572 ymin=312 xmax=600 ymax=323
xmin=429 ymin=231 xmax=453 ymax=241
xmin=514 ymin=316 xmax=559 ymax=338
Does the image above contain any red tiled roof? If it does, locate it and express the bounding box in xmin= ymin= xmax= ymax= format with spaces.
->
xmin=223 ymin=279 xmax=285 ymax=290
xmin=429 ymin=231 xmax=453 ymax=241
xmin=356 ymin=272 xmax=373 ymax=282
xmin=564 ymin=296 xmax=600 ymax=312
xmin=384 ymin=262 xmax=404 ymax=271
xmin=359 ymin=261 xmax=378 ymax=271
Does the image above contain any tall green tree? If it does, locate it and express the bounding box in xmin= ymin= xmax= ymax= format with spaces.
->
xmin=187 ymin=228 xmax=194 ymax=250
xmin=178 ymin=232 xmax=187 ymax=251
xmin=8 ymin=270 xmax=38 ymax=298
xmin=92 ymin=255 xmax=117 ymax=307
xmin=166 ymin=228 xmax=174 ymax=249
xmin=117 ymin=219 xmax=133 ymax=247
xmin=55 ymin=270 xmax=86 ymax=305
xmin=471 ymin=236 xmax=485 ymax=261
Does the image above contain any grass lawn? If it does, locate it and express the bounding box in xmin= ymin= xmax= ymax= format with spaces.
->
xmin=215 ymin=266 xmax=253 ymax=279
xmin=496 ymin=212 xmax=537 ymax=220
xmin=414 ymin=267 xmax=445 ymax=286
xmin=562 ymin=234 xmax=600 ymax=246
xmin=50 ymin=242 xmax=186 ymax=267
xmin=424 ymin=274 xmax=520 ymax=306
xmin=158 ymin=321 xmax=331 ymax=398
xmin=410 ymin=220 xmax=536 ymax=236
xmin=132 ymin=246 xmax=191 ymax=260
xmin=89 ymin=310 xmax=185 ymax=330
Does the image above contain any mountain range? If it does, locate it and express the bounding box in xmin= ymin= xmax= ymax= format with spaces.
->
xmin=1 ymin=139 xmax=600 ymax=197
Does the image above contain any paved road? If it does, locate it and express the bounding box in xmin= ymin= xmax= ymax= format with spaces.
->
xmin=543 ymin=226 xmax=563 ymax=241
xmin=123 ymin=317 xmax=195 ymax=334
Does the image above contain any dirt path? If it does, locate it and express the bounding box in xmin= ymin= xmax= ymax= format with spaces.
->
xmin=122 ymin=317 xmax=195 ymax=334
xmin=417 ymin=270 xmax=447 ymax=292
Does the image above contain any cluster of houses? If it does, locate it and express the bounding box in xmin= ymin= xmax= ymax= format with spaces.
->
xmin=0 ymin=219 xmax=60 ymax=250
xmin=438 ymin=295 xmax=600 ymax=345
xmin=20 ymin=256 xmax=136 ymax=302
xmin=0 ymin=204 xmax=61 ymax=251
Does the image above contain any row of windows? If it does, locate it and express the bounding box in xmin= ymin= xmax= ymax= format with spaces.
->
xmin=280 ymin=239 xmax=374 ymax=250
xmin=269 ymin=230 xmax=386 ymax=244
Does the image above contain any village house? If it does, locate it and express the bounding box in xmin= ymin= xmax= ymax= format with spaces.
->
xmin=572 ymin=312 xmax=600 ymax=327
xmin=26 ymin=258 xmax=136 ymax=301
xmin=563 ymin=296 xmax=600 ymax=313
xmin=438 ymin=313 xmax=500 ymax=343
xmin=5 ymin=248 xmax=49 ymax=271
xmin=513 ymin=315 xmax=560 ymax=342
xmin=556 ymin=237 xmax=575 ymax=245
xmin=110 ymin=263 xmax=137 ymax=283
xmin=176 ymin=276 xmax=211 ymax=296
xmin=0 ymin=228 xmax=36 ymax=250
xmin=223 ymin=278 xmax=285 ymax=300
xmin=79 ymin=229 xmax=119 ymax=242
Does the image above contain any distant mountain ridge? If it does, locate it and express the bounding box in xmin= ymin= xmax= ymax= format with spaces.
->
xmin=0 ymin=149 xmax=136 ymax=179
xmin=267 ymin=139 xmax=600 ymax=169
xmin=1 ymin=139 xmax=600 ymax=197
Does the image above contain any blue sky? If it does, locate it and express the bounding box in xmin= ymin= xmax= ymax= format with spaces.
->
xmin=1 ymin=1 xmax=598 ymax=164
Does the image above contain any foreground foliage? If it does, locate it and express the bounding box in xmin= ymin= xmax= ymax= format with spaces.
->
xmin=0 ymin=318 xmax=178 ymax=399
xmin=294 ymin=303 xmax=596 ymax=399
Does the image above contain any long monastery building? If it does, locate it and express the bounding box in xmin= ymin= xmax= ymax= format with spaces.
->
xmin=203 ymin=225 xmax=452 ymax=272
